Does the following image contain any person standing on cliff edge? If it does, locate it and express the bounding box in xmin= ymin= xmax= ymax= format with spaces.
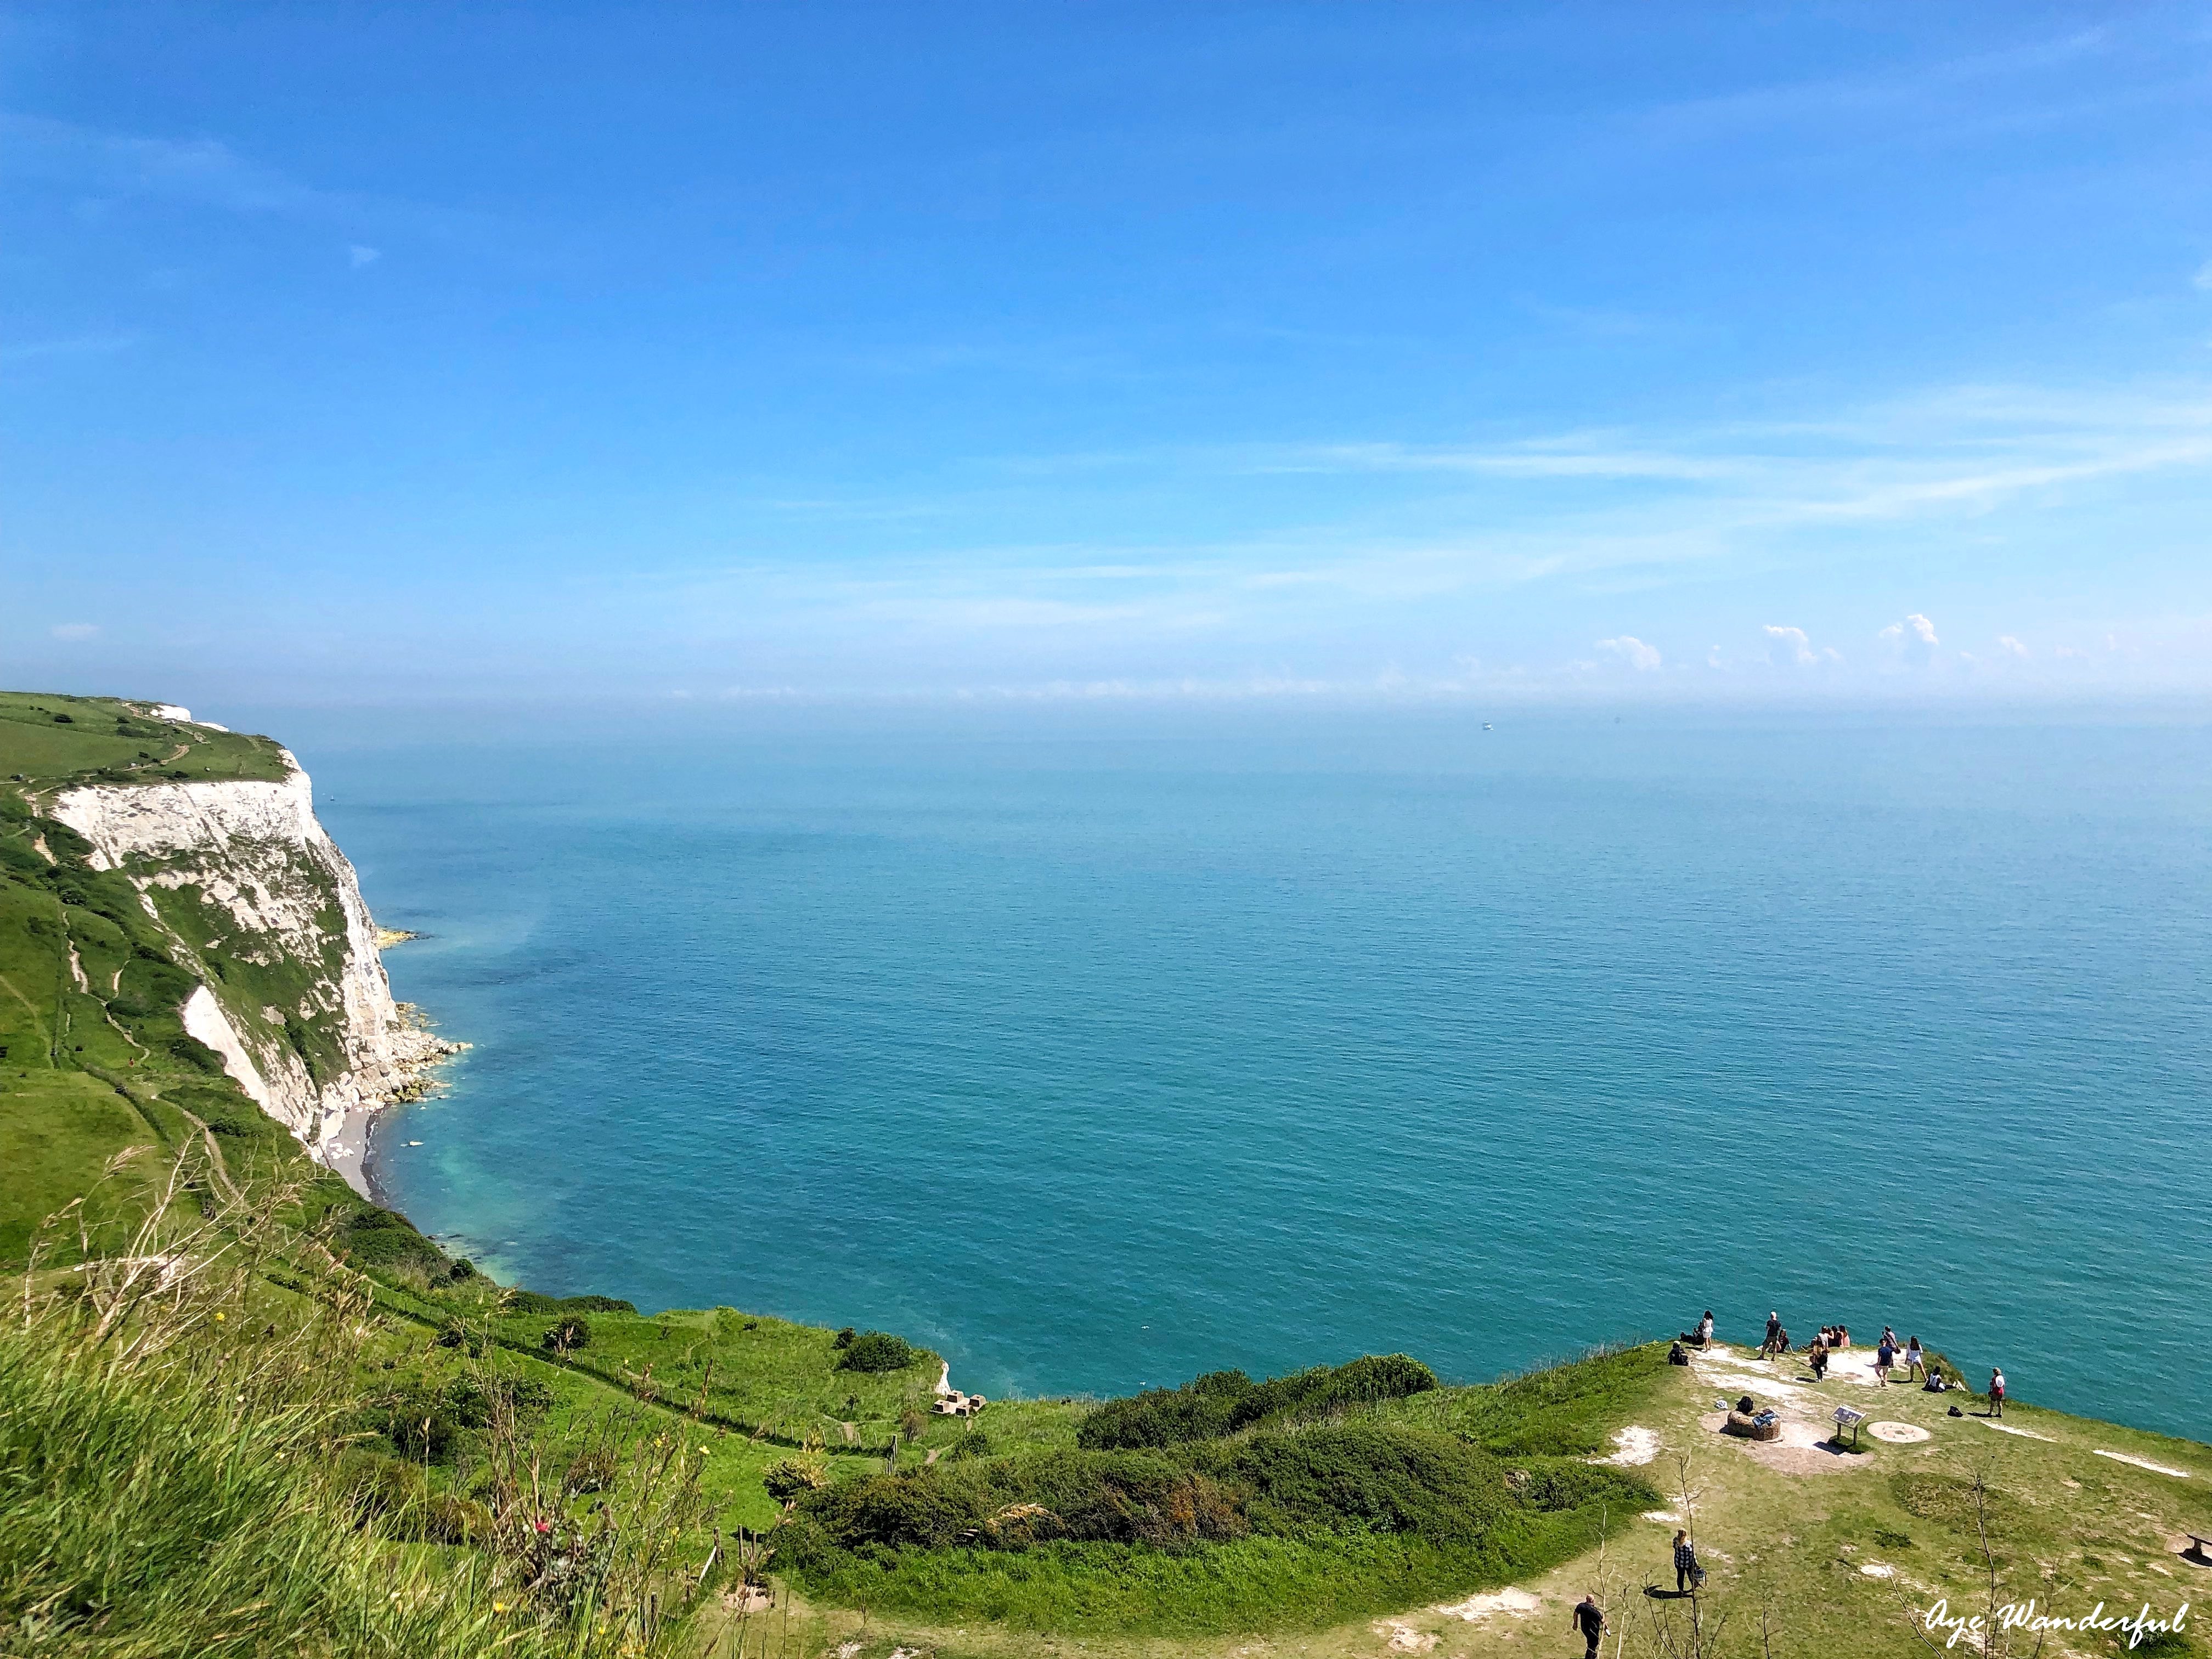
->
xmin=1570 ymin=1592 xmax=1607 ymax=1657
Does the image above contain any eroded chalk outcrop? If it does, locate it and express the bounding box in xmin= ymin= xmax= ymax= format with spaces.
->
xmin=52 ymin=756 xmax=456 ymax=1153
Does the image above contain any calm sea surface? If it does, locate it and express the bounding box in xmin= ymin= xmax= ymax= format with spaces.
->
xmin=300 ymin=711 xmax=2212 ymax=1437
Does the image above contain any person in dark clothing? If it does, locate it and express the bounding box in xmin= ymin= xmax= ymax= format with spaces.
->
xmin=1674 ymin=1530 xmax=1702 ymax=1594
xmin=1571 ymin=1593 xmax=1607 ymax=1657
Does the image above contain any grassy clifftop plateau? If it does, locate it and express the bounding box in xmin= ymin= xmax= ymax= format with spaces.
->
xmin=2 ymin=692 xmax=2208 ymax=1659
xmin=0 ymin=689 xmax=292 ymax=786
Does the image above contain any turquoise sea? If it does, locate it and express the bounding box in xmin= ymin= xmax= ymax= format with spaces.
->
xmin=298 ymin=710 xmax=2212 ymax=1437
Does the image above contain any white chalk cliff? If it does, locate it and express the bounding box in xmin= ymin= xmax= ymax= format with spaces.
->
xmin=52 ymin=753 xmax=452 ymax=1151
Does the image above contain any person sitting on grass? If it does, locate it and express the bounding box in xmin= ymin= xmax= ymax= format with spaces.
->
xmin=1571 ymin=1593 xmax=1607 ymax=1658
xmin=1679 ymin=1311 xmax=1716 ymax=1348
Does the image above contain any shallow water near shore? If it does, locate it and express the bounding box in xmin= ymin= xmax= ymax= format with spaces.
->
xmin=298 ymin=709 xmax=2212 ymax=1437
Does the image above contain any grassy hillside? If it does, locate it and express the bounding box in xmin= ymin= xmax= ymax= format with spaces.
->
xmin=0 ymin=689 xmax=291 ymax=787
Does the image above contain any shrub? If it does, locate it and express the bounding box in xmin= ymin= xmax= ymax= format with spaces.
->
xmin=1079 ymin=1355 xmax=1438 ymax=1449
xmin=376 ymin=1384 xmax=464 ymax=1463
xmin=944 ymin=1428 xmax=994 ymax=1461
xmin=543 ymin=1316 xmax=593 ymax=1352
xmin=832 ymin=1327 xmax=856 ymax=1349
xmin=763 ymin=1457 xmax=832 ymax=1503
xmin=506 ymin=1290 xmax=633 ymax=1315
xmin=338 ymin=1452 xmax=491 ymax=1545
xmin=564 ymin=1445 xmax=620 ymax=1496
xmin=837 ymin=1330 xmax=916 ymax=1373
xmin=434 ymin=1321 xmax=484 ymax=1356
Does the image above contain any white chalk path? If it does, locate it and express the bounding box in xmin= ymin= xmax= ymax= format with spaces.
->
xmin=2094 ymin=1449 xmax=2193 ymax=1478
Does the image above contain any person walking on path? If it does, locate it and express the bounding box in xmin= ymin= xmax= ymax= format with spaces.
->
xmin=1903 ymin=1336 xmax=1925 ymax=1383
xmin=1875 ymin=1333 xmax=1897 ymax=1386
xmin=1989 ymin=1367 xmax=2006 ymax=1419
xmin=1571 ymin=1593 xmax=1607 ymax=1658
xmin=1673 ymin=1530 xmax=1703 ymax=1595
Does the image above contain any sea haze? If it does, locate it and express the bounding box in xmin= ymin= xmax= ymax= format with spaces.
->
xmin=301 ymin=709 xmax=2212 ymax=1436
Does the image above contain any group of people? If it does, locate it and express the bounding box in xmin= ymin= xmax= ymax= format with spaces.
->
xmin=1568 ymin=1312 xmax=2017 ymax=1651
xmin=1672 ymin=1309 xmax=2007 ymax=1414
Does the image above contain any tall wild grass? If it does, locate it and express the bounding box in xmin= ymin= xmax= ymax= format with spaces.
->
xmin=1 ymin=1149 xmax=709 ymax=1657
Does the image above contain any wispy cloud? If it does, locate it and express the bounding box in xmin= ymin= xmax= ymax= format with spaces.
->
xmin=0 ymin=110 xmax=492 ymax=242
xmin=0 ymin=110 xmax=336 ymax=215
xmin=49 ymin=622 xmax=99 ymax=641
xmin=0 ymin=333 xmax=138 ymax=363
xmin=623 ymin=375 xmax=2212 ymax=699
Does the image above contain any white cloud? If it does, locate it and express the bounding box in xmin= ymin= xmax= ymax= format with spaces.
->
xmin=1597 ymin=634 xmax=1662 ymax=670
xmin=1877 ymin=613 xmax=1940 ymax=666
xmin=1997 ymin=635 xmax=2030 ymax=658
xmin=49 ymin=622 xmax=99 ymax=641
xmin=2196 ymin=257 xmax=2212 ymax=292
xmin=1763 ymin=624 xmax=1817 ymax=666
xmin=348 ymin=244 xmax=381 ymax=268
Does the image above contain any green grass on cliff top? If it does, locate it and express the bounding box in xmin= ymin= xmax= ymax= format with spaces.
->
xmin=0 ymin=689 xmax=290 ymax=787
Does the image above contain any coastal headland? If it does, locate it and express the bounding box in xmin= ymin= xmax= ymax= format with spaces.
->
xmin=2 ymin=690 xmax=2206 ymax=1659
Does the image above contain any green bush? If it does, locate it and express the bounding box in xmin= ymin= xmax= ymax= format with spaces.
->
xmin=1079 ymin=1355 xmax=1439 ymax=1449
xmin=544 ymin=1316 xmax=593 ymax=1352
xmin=837 ymin=1330 xmax=916 ymax=1373
xmin=506 ymin=1289 xmax=635 ymax=1315
xmin=1451 ymin=1344 xmax=1667 ymax=1458
xmin=779 ymin=1418 xmax=1658 ymax=1635
xmin=763 ymin=1457 xmax=832 ymax=1503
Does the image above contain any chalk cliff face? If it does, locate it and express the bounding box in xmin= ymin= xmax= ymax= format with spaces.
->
xmin=51 ymin=755 xmax=450 ymax=1148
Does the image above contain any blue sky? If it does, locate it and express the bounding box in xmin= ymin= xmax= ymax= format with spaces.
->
xmin=6 ymin=3 xmax=2212 ymax=708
